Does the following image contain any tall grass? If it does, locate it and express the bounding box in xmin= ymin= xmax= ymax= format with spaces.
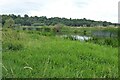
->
xmin=2 ymin=30 xmax=118 ymax=78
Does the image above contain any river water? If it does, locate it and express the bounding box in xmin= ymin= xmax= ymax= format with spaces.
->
xmin=61 ymin=30 xmax=118 ymax=41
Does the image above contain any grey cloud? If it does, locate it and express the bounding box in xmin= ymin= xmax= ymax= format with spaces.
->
xmin=0 ymin=0 xmax=48 ymax=15
xmin=73 ymin=0 xmax=89 ymax=8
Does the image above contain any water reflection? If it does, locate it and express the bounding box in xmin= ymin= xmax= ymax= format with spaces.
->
xmin=62 ymin=35 xmax=91 ymax=41
xmin=92 ymin=31 xmax=117 ymax=37
xmin=71 ymin=35 xmax=91 ymax=41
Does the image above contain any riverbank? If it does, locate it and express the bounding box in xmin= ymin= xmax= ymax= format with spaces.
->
xmin=2 ymin=29 xmax=118 ymax=78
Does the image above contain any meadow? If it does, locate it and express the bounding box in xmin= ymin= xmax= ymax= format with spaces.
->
xmin=2 ymin=26 xmax=119 ymax=78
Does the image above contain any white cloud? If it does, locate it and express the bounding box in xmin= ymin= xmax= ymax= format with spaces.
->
xmin=77 ymin=0 xmax=119 ymax=23
xmin=0 ymin=0 xmax=119 ymax=23
xmin=0 ymin=0 xmax=48 ymax=15
xmin=29 ymin=0 xmax=78 ymax=17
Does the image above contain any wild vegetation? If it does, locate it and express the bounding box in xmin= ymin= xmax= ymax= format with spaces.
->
xmin=1 ymin=15 xmax=119 ymax=78
xmin=2 ymin=27 xmax=118 ymax=78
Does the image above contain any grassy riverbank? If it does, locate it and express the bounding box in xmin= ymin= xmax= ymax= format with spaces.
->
xmin=2 ymin=28 xmax=118 ymax=78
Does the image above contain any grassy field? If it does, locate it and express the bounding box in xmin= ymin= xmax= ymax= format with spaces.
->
xmin=2 ymin=28 xmax=118 ymax=78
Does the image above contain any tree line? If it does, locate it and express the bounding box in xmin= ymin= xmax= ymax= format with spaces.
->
xmin=1 ymin=14 xmax=120 ymax=27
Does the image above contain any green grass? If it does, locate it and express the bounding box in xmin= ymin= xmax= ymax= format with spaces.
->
xmin=2 ymin=29 xmax=118 ymax=78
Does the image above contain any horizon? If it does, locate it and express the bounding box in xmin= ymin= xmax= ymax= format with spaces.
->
xmin=1 ymin=14 xmax=116 ymax=23
xmin=0 ymin=0 xmax=119 ymax=23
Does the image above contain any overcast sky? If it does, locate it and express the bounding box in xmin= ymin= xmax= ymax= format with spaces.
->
xmin=0 ymin=0 xmax=119 ymax=23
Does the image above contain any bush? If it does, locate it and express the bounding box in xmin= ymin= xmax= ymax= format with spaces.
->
xmin=88 ymin=37 xmax=118 ymax=47
xmin=2 ymin=29 xmax=25 ymax=51
xmin=53 ymin=24 xmax=64 ymax=33
xmin=104 ymin=38 xmax=112 ymax=45
xmin=104 ymin=38 xmax=118 ymax=47
xmin=73 ymin=30 xmax=78 ymax=34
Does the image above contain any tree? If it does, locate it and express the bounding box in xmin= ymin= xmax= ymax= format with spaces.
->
xmin=1 ymin=14 xmax=115 ymax=27
xmin=4 ymin=18 xmax=15 ymax=29
xmin=53 ymin=23 xmax=63 ymax=33
xmin=0 ymin=15 xmax=2 ymax=27
xmin=24 ymin=14 xmax=29 ymax=18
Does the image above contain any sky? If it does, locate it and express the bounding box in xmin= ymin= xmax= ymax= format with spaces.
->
xmin=0 ymin=0 xmax=119 ymax=23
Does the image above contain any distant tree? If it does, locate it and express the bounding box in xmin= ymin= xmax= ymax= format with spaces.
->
xmin=1 ymin=14 xmax=116 ymax=27
xmin=9 ymin=14 xmax=17 ymax=19
xmin=4 ymin=18 xmax=15 ymax=29
xmin=103 ymin=21 xmax=109 ymax=27
xmin=18 ymin=15 xmax=21 ymax=18
xmin=53 ymin=23 xmax=63 ymax=33
xmin=2 ymin=15 xmax=10 ymax=26
xmin=0 ymin=15 xmax=2 ymax=26
xmin=23 ymin=20 xmax=31 ymax=26
xmin=24 ymin=14 xmax=29 ymax=18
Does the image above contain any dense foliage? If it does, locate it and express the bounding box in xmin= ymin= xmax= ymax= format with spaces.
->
xmin=1 ymin=14 xmax=120 ymax=27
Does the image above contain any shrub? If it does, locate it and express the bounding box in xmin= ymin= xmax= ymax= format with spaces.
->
xmin=88 ymin=37 xmax=118 ymax=47
xmin=3 ymin=18 xmax=15 ymax=29
xmin=53 ymin=23 xmax=64 ymax=33
xmin=2 ymin=29 xmax=25 ymax=51
xmin=74 ymin=30 xmax=78 ymax=34
xmin=104 ymin=38 xmax=112 ymax=45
